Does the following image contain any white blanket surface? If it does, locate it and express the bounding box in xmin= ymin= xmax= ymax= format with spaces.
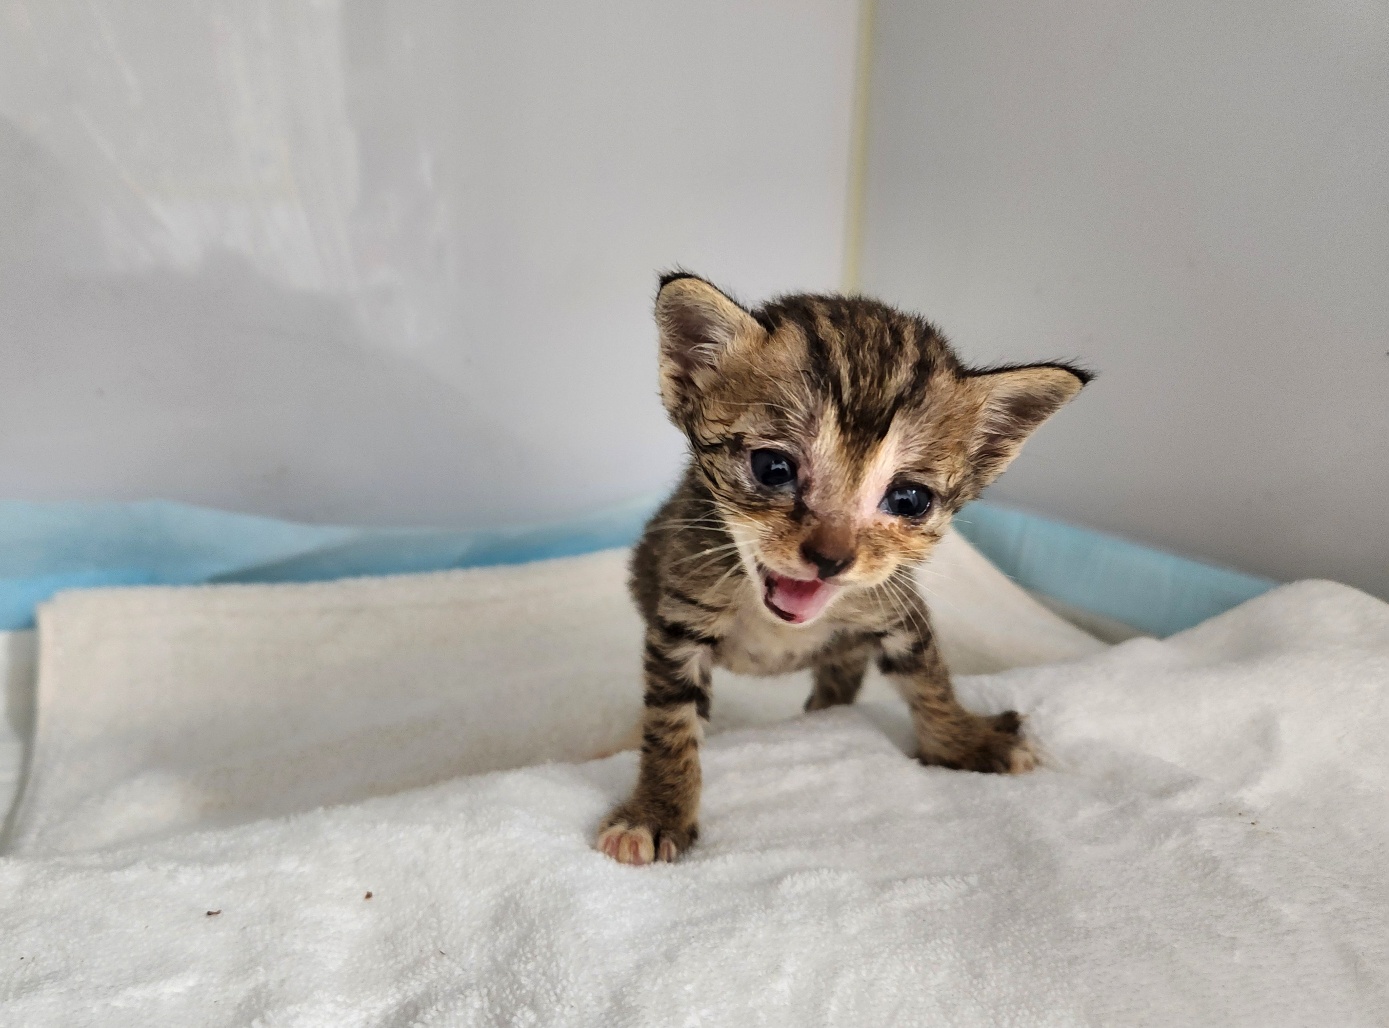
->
xmin=0 ymin=629 xmax=35 ymax=827
xmin=1 ymin=541 xmax=1387 ymax=1025
xmin=5 ymin=532 xmax=1100 ymax=855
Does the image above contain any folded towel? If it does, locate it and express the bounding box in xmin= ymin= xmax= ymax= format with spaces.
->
xmin=0 ymin=580 xmax=1385 ymax=1026
xmin=0 ymin=629 xmax=35 ymax=829
xmin=7 ymin=529 xmax=1101 ymax=853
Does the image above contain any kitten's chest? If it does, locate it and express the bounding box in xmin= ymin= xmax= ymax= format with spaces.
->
xmin=712 ymin=604 xmax=839 ymax=676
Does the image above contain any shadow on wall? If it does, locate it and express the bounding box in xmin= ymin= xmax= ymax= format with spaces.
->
xmin=0 ymin=118 xmax=537 ymax=528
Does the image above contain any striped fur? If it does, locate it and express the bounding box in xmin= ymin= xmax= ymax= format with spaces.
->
xmin=598 ymin=274 xmax=1089 ymax=864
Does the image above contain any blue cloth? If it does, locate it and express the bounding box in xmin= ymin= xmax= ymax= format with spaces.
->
xmin=0 ymin=497 xmax=1275 ymax=637
xmin=0 ymin=498 xmax=656 ymax=631
xmin=952 ymin=502 xmax=1276 ymax=638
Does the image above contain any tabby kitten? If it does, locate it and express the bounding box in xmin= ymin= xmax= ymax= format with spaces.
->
xmin=597 ymin=273 xmax=1090 ymax=865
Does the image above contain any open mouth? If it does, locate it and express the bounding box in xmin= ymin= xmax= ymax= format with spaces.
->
xmin=758 ymin=565 xmax=838 ymax=625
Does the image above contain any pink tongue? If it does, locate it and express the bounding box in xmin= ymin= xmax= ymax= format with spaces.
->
xmin=765 ymin=572 xmax=834 ymax=624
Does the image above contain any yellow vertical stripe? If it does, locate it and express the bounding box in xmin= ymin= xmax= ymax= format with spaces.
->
xmin=841 ymin=0 xmax=877 ymax=293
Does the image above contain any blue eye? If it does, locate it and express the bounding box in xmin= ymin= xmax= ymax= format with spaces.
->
xmin=750 ymin=448 xmax=797 ymax=489
xmin=880 ymin=484 xmax=931 ymax=518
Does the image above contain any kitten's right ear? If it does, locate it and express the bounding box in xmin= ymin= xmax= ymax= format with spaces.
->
xmin=655 ymin=273 xmax=761 ymax=418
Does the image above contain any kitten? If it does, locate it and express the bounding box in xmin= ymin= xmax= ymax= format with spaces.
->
xmin=597 ymin=273 xmax=1090 ymax=865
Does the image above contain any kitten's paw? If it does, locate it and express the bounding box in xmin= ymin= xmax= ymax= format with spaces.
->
xmin=922 ymin=711 xmax=1038 ymax=775
xmin=596 ymin=815 xmax=696 ymax=865
xmin=597 ymin=823 xmax=655 ymax=864
xmin=804 ymin=691 xmax=846 ymax=713
xmin=1003 ymin=732 xmax=1039 ymax=774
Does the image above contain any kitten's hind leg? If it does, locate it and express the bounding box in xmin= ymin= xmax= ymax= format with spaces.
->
xmin=805 ymin=639 xmax=872 ymax=712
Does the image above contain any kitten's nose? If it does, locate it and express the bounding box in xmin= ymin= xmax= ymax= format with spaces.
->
xmin=800 ymin=529 xmax=856 ymax=580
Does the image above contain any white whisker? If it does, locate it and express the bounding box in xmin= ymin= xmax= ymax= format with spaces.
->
xmin=670 ymin=541 xmax=743 ymax=568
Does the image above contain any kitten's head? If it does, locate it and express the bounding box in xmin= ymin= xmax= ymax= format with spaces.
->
xmin=655 ymin=272 xmax=1091 ymax=626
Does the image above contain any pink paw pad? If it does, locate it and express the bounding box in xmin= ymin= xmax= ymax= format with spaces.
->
xmin=596 ymin=824 xmax=655 ymax=865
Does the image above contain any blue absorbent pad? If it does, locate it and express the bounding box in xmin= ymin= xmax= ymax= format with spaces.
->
xmin=0 ymin=497 xmax=1275 ymax=637
xmin=0 ymin=498 xmax=656 ymax=632
xmin=951 ymin=504 xmax=1276 ymax=639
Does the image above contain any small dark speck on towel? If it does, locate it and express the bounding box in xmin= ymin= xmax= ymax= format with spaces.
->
xmin=206 ymin=910 xmax=221 ymax=917
xmin=364 ymin=891 xmax=373 ymax=900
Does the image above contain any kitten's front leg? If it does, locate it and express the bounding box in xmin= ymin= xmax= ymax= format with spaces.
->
xmin=596 ymin=625 xmax=710 ymax=865
xmin=879 ymin=620 xmax=1036 ymax=774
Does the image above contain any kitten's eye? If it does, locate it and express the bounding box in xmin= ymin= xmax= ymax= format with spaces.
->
xmin=750 ymin=448 xmax=798 ymax=489
xmin=880 ymin=484 xmax=932 ymax=518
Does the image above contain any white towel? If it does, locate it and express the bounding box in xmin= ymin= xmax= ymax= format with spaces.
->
xmin=7 ymin=529 xmax=1102 ymax=854
xmin=0 ymin=629 xmax=36 ymax=829
xmin=0 ymin=580 xmax=1385 ymax=1026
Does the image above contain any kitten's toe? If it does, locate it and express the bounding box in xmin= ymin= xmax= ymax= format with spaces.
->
xmin=596 ymin=823 xmax=656 ymax=865
xmin=990 ymin=710 xmax=1038 ymax=773
xmin=596 ymin=814 xmax=696 ymax=865
xmin=1006 ymin=732 xmax=1039 ymax=774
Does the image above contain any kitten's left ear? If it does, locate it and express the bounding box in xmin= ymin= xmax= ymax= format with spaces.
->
xmin=654 ymin=272 xmax=762 ymax=420
xmin=965 ymin=363 xmax=1092 ymax=487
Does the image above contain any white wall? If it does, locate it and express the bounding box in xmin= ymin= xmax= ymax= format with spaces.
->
xmin=0 ymin=1 xmax=858 ymax=527
xmin=861 ymin=0 xmax=1389 ymax=598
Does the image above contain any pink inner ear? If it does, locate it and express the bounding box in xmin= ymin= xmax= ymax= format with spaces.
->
xmin=655 ymin=278 xmax=757 ymax=376
xmin=659 ymin=315 xmax=726 ymax=374
xmin=969 ymin=365 xmax=1087 ymax=477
